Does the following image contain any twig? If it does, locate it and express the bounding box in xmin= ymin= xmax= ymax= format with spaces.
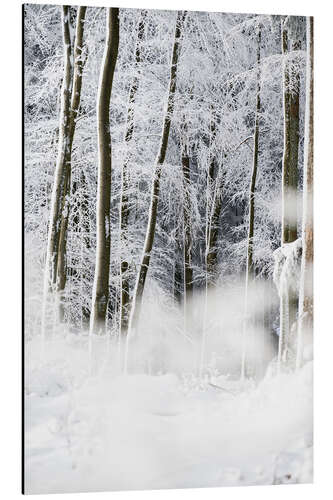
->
xmin=208 ymin=382 xmax=236 ymax=395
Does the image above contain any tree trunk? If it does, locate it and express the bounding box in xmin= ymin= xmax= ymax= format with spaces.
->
xmin=56 ymin=6 xmax=87 ymax=317
xmin=90 ymin=8 xmax=119 ymax=334
xmin=241 ymin=26 xmax=261 ymax=380
xmin=206 ymin=160 xmax=224 ymax=285
xmin=288 ymin=38 xmax=300 ymax=242
xmin=128 ymin=11 xmax=187 ymax=332
xmin=181 ymin=118 xmax=193 ymax=319
xmin=200 ymin=108 xmax=219 ymax=376
xmin=296 ymin=16 xmax=313 ymax=368
xmin=42 ymin=6 xmax=88 ymax=331
xmin=79 ymin=170 xmax=91 ymax=325
xmin=41 ymin=6 xmax=73 ymax=336
xmin=205 ymin=109 xmax=218 ymax=287
xmin=246 ymin=28 xmax=261 ymax=282
xmin=119 ymin=10 xmax=146 ymax=336
xmin=279 ymin=18 xmax=301 ymax=368
xmin=282 ymin=25 xmax=300 ymax=245
xmin=173 ymin=226 xmax=182 ymax=305
xmin=281 ymin=19 xmax=291 ymax=244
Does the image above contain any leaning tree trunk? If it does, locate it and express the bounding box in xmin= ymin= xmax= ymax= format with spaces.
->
xmin=41 ymin=6 xmax=73 ymax=336
xmin=296 ymin=16 xmax=313 ymax=369
xmin=278 ymin=18 xmax=301 ymax=368
xmin=241 ymin=26 xmax=261 ymax=380
xmin=128 ymin=10 xmax=187 ymax=332
xmin=119 ymin=10 xmax=146 ymax=336
xmin=90 ymin=8 xmax=119 ymax=334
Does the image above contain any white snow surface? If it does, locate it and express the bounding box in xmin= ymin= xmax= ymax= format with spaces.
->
xmin=273 ymin=238 xmax=303 ymax=297
xmin=25 ymin=336 xmax=313 ymax=494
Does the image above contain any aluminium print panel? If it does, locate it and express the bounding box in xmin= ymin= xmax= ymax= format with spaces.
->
xmin=23 ymin=3 xmax=313 ymax=494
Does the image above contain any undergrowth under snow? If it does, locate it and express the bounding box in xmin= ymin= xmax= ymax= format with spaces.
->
xmin=25 ymin=334 xmax=313 ymax=494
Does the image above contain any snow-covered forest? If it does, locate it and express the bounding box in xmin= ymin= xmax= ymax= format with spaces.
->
xmin=24 ymin=4 xmax=313 ymax=494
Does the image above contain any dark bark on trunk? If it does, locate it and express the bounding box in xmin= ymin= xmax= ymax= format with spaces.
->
xmin=56 ymin=6 xmax=87 ymax=319
xmin=206 ymin=188 xmax=223 ymax=283
xmin=173 ymin=228 xmax=182 ymax=305
xmin=119 ymin=10 xmax=146 ymax=336
xmin=129 ymin=11 xmax=187 ymax=330
xmin=75 ymin=170 xmax=91 ymax=324
xmin=43 ymin=6 xmax=87 ymax=324
xmin=281 ymin=22 xmax=291 ymax=244
xmin=182 ymin=153 xmax=193 ymax=301
xmin=288 ymin=38 xmax=300 ymax=243
xmin=282 ymin=24 xmax=300 ymax=245
xmin=279 ymin=19 xmax=301 ymax=367
xmin=58 ymin=6 xmax=87 ymax=277
xmin=45 ymin=6 xmax=72 ymax=295
xmin=246 ymin=27 xmax=261 ymax=281
xmin=206 ymin=161 xmax=224 ymax=286
xmin=205 ymin=108 xmax=221 ymax=287
xmin=181 ymin=120 xmax=193 ymax=303
xmin=90 ymin=8 xmax=119 ymax=333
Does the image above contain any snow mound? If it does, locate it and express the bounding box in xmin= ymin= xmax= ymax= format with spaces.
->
xmin=25 ymin=337 xmax=313 ymax=494
xmin=273 ymin=238 xmax=302 ymax=297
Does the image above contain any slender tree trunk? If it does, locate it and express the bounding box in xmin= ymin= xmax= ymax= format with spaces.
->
xmin=128 ymin=10 xmax=187 ymax=332
xmin=79 ymin=171 xmax=91 ymax=325
xmin=288 ymin=38 xmax=300 ymax=242
xmin=42 ymin=6 xmax=88 ymax=330
xmin=200 ymin=158 xmax=224 ymax=378
xmin=241 ymin=26 xmax=261 ymax=380
xmin=174 ymin=259 xmax=182 ymax=306
xmin=205 ymin=110 xmax=217 ymax=287
xmin=119 ymin=10 xmax=146 ymax=336
xmin=200 ymin=109 xmax=218 ymax=377
xmin=90 ymin=8 xmax=119 ymax=334
xmin=182 ymin=154 xmax=193 ymax=301
xmin=206 ymin=161 xmax=224 ymax=285
xmin=279 ymin=18 xmax=301 ymax=368
xmin=173 ymin=223 xmax=183 ymax=305
xmin=41 ymin=6 xmax=73 ymax=337
xmin=281 ymin=27 xmax=300 ymax=244
xmin=286 ymin=38 xmax=301 ymax=363
xmin=57 ymin=6 xmax=87 ymax=299
xmin=181 ymin=118 xmax=193 ymax=321
xmin=281 ymin=19 xmax=292 ymax=244
xmin=278 ymin=20 xmax=291 ymax=368
xmin=246 ymin=28 xmax=261 ymax=282
xmin=296 ymin=17 xmax=313 ymax=368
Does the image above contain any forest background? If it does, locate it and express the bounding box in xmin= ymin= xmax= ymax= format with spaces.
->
xmin=0 ymin=0 xmax=332 ymax=499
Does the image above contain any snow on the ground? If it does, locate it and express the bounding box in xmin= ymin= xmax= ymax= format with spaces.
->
xmin=25 ymin=335 xmax=313 ymax=494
